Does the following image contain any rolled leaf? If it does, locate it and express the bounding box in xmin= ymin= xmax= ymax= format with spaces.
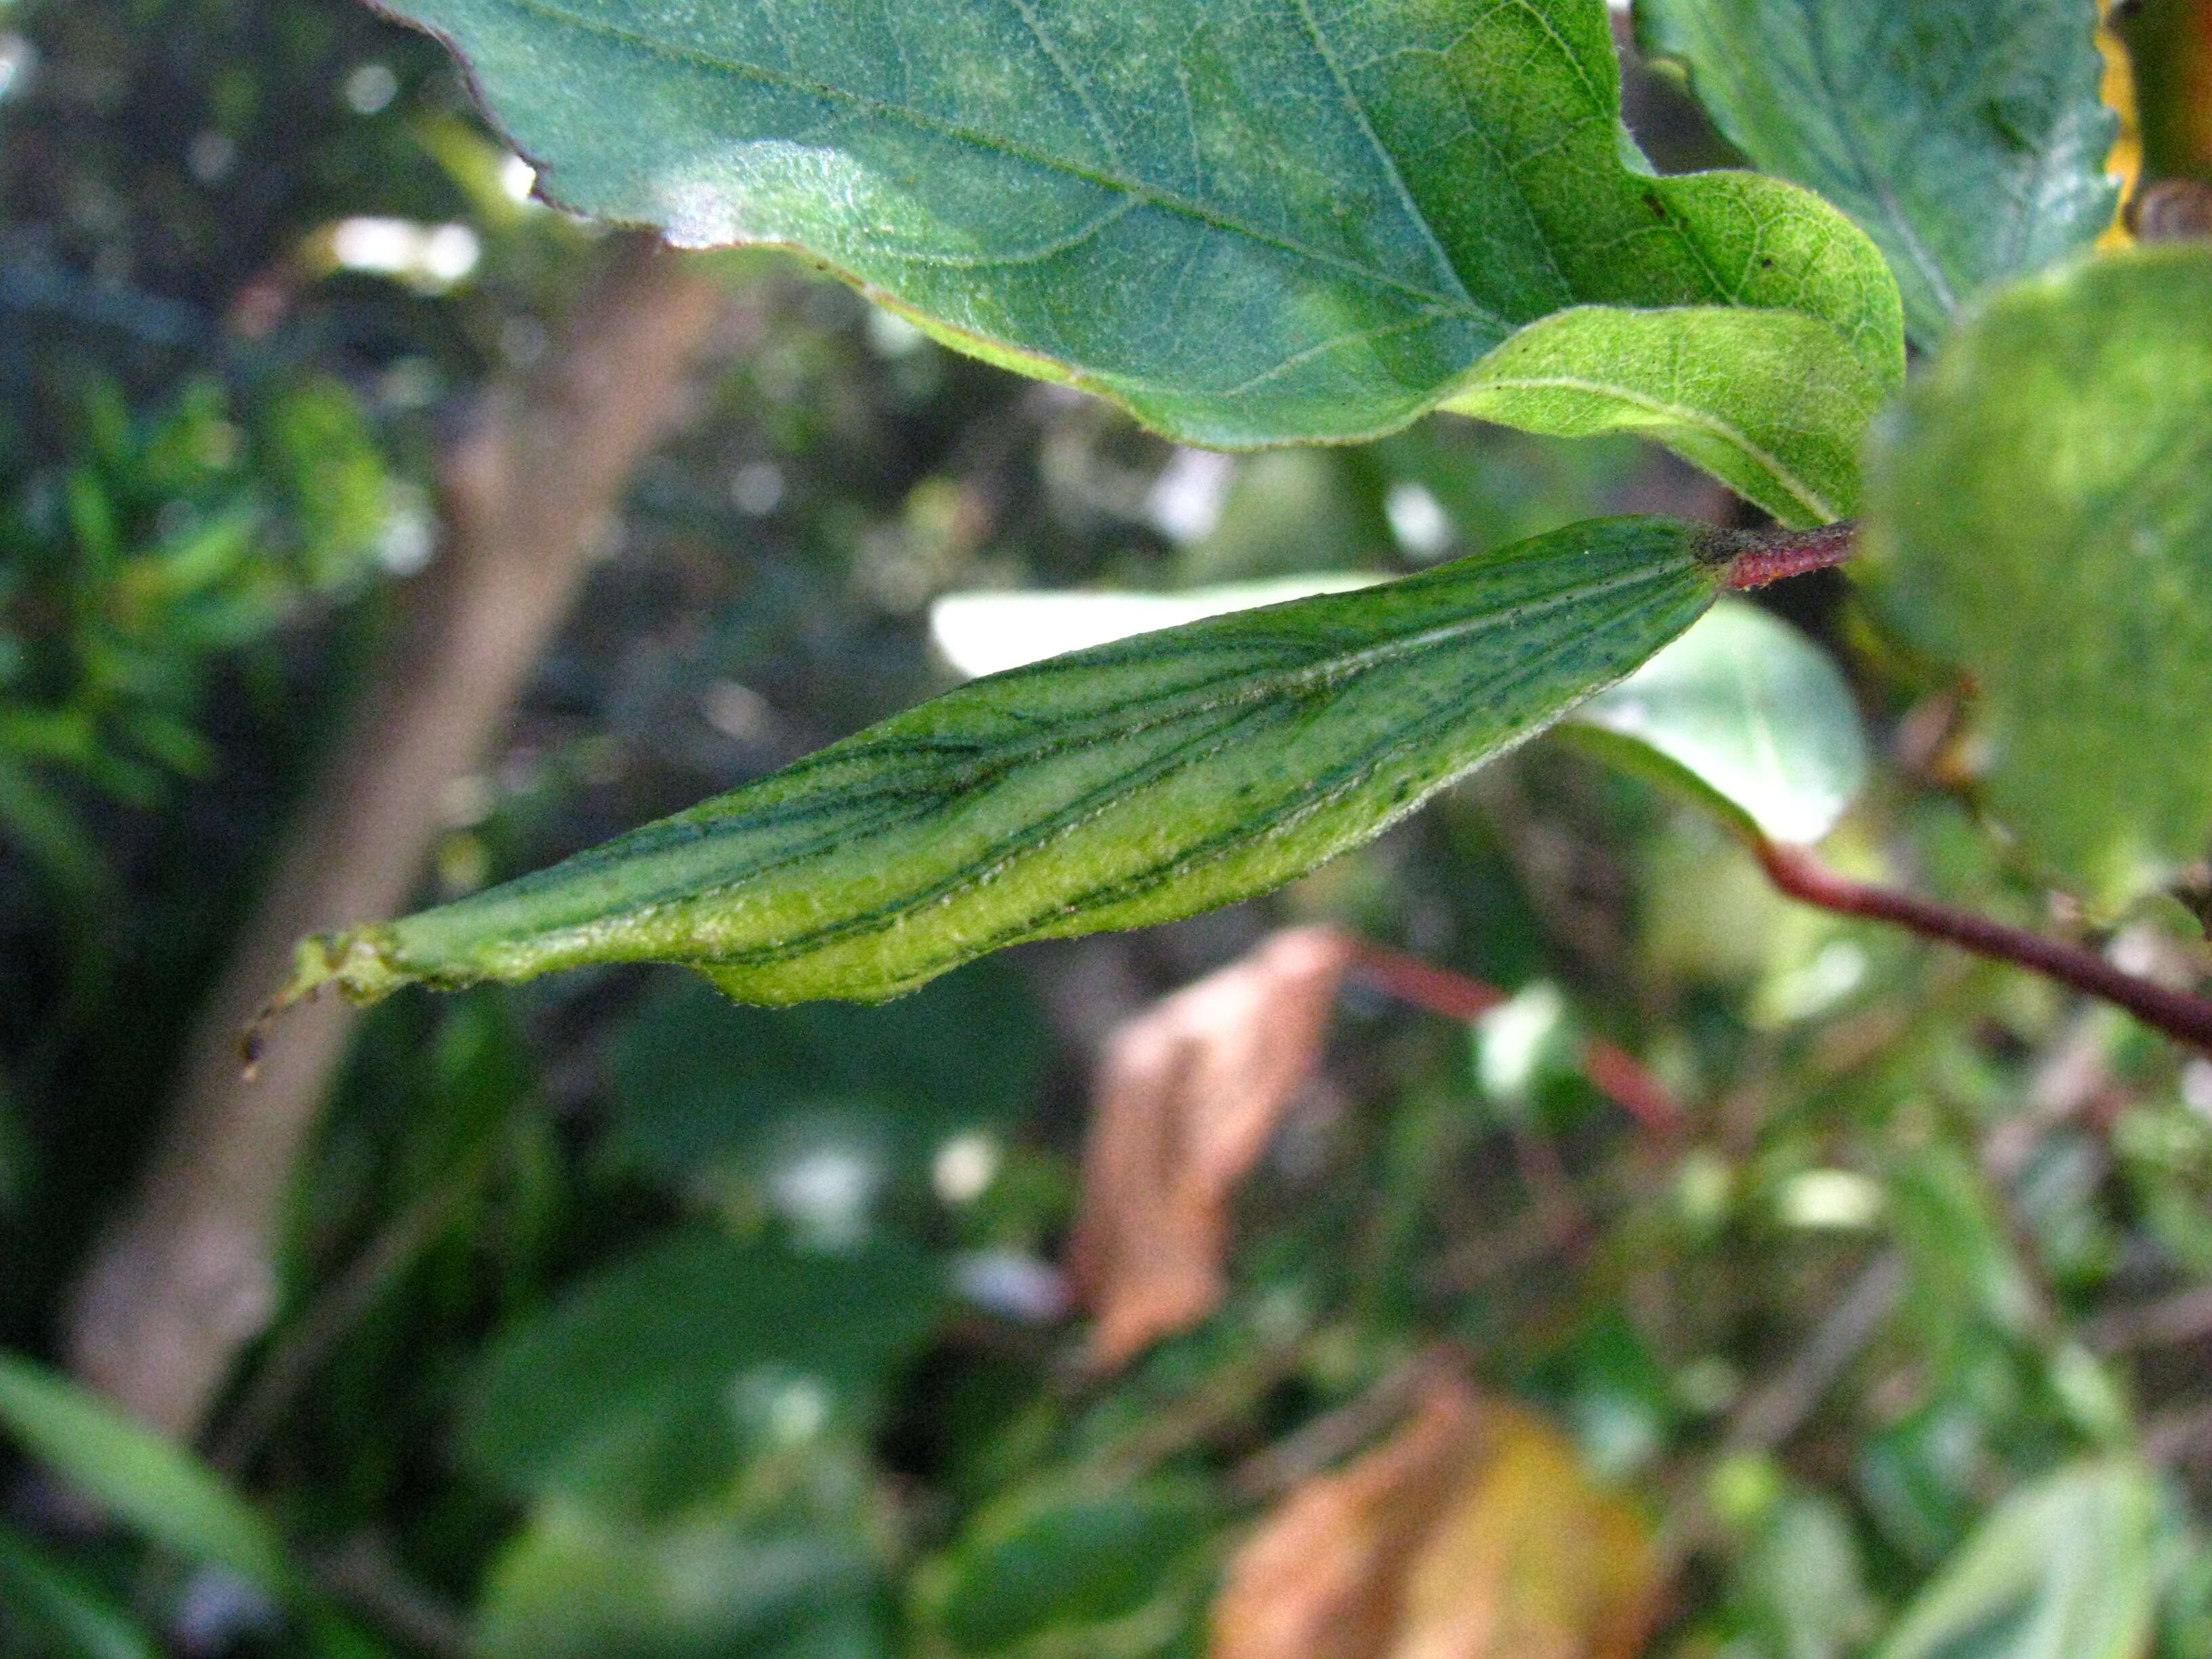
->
xmin=281 ymin=518 xmax=1727 ymax=1008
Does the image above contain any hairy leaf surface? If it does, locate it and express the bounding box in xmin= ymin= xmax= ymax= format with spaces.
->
xmin=379 ymin=0 xmax=1900 ymax=514
xmin=1862 ymin=245 xmax=2212 ymax=907
xmin=1636 ymin=0 xmax=2117 ymax=348
xmin=287 ymin=518 xmax=1725 ymax=1006
xmin=934 ymin=584 xmax=1868 ymax=843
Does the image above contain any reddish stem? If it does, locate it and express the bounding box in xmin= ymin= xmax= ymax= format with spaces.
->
xmin=1714 ymin=520 xmax=1858 ymax=590
xmin=1350 ymin=942 xmax=1685 ymax=1132
xmin=1753 ymin=840 xmax=2212 ymax=1057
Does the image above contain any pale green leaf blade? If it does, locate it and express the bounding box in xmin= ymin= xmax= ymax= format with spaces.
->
xmin=1635 ymin=0 xmax=2118 ymax=347
xmin=1874 ymin=1457 xmax=2158 ymax=1659
xmin=1862 ymin=245 xmax=2212 ymax=908
xmin=1573 ymin=598 xmax=1869 ymax=844
xmin=0 ymin=1353 xmax=292 ymax=1597
xmin=290 ymin=518 xmax=1725 ymax=1006
xmin=377 ymin=0 xmax=1900 ymax=504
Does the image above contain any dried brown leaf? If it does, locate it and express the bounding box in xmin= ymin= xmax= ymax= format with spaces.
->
xmin=1067 ymin=925 xmax=1357 ymax=1369
xmin=1213 ymin=1378 xmax=1659 ymax=1659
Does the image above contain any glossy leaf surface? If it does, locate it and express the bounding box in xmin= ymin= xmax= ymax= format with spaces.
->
xmin=1862 ymin=245 xmax=2212 ymax=907
xmin=379 ymin=0 xmax=1900 ymax=510
xmin=289 ymin=518 xmax=1725 ymax=1007
xmin=1636 ymin=0 xmax=2117 ymax=347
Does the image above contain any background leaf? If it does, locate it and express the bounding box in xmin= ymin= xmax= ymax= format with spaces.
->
xmin=295 ymin=518 xmax=1724 ymax=1007
xmin=1212 ymin=1378 xmax=1658 ymax=1659
xmin=1860 ymin=243 xmax=2212 ymax=908
xmin=0 ymin=1524 xmax=159 ymax=1659
xmin=1873 ymin=1457 xmax=2158 ymax=1659
xmin=1636 ymin=0 xmax=2118 ymax=348
xmin=377 ymin=0 xmax=1899 ymax=506
xmin=458 ymin=1232 xmax=944 ymax=1509
xmin=1571 ymin=597 xmax=1870 ymax=844
xmin=605 ymin=952 xmax=1046 ymax=1196
xmin=922 ymin=1480 xmax=1216 ymax=1654
xmin=475 ymin=1506 xmax=878 ymax=1659
xmin=0 ymin=1353 xmax=292 ymax=1598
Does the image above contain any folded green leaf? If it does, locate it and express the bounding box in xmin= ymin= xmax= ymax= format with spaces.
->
xmin=1635 ymin=0 xmax=2118 ymax=350
xmin=378 ymin=0 xmax=1900 ymax=511
xmin=1861 ymin=244 xmax=2212 ymax=909
xmin=282 ymin=518 xmax=1726 ymax=1008
xmin=1444 ymin=304 xmax=1881 ymax=525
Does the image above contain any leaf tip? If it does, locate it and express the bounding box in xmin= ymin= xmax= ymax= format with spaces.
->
xmin=240 ymin=929 xmax=413 ymax=1073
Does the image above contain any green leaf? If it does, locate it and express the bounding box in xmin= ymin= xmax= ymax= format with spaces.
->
xmin=1570 ymin=597 xmax=1869 ymax=844
xmin=1861 ymin=245 xmax=2212 ymax=909
xmin=377 ymin=0 xmax=1900 ymax=509
xmin=459 ymin=1231 xmax=944 ymax=1507
xmin=937 ymin=585 xmax=1868 ymax=844
xmin=1874 ymin=1457 xmax=2158 ymax=1659
xmin=1635 ymin=0 xmax=2118 ymax=348
xmin=922 ymin=1481 xmax=1216 ymax=1654
xmin=476 ymin=1505 xmax=877 ymax=1659
xmin=0 ymin=1524 xmax=159 ymax=1659
xmin=285 ymin=518 xmax=1726 ymax=1008
xmin=1443 ymin=303 xmax=1881 ymax=524
xmin=607 ymin=954 xmax=1046 ymax=1191
xmin=0 ymin=1353 xmax=292 ymax=1597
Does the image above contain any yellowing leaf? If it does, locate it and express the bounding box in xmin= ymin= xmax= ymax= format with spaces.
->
xmin=1212 ymin=1377 xmax=1659 ymax=1659
xmin=1067 ymin=926 xmax=1357 ymax=1370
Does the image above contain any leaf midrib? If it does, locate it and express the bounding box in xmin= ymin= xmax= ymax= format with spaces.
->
xmin=483 ymin=0 xmax=1502 ymax=319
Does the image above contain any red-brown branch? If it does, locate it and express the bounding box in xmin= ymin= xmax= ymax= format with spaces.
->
xmin=1754 ymin=840 xmax=2212 ymax=1056
xmin=1350 ymin=942 xmax=1684 ymax=1132
xmin=1714 ymin=520 xmax=1858 ymax=590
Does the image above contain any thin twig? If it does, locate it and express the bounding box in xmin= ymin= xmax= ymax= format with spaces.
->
xmin=1227 ymin=1353 xmax=1447 ymax=1503
xmin=1753 ymin=840 xmax=2212 ymax=1057
xmin=1351 ymin=942 xmax=1684 ymax=1131
xmin=1724 ymin=1251 xmax=1906 ymax=1455
xmin=1713 ymin=520 xmax=1858 ymax=590
xmin=210 ymin=1139 xmax=500 ymax=1473
xmin=2084 ymin=1283 xmax=2212 ymax=1355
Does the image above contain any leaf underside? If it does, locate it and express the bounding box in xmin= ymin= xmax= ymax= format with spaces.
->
xmin=1863 ymin=244 xmax=2212 ymax=909
xmin=1635 ymin=0 xmax=2118 ymax=349
xmin=380 ymin=0 xmax=1899 ymax=519
xmin=291 ymin=518 xmax=1723 ymax=1006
